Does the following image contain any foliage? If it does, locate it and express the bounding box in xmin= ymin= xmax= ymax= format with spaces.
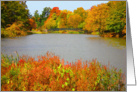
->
xmin=67 ymin=14 xmax=82 ymax=28
xmin=50 ymin=7 xmax=61 ymax=17
xmin=42 ymin=1 xmax=126 ymax=38
xmin=40 ymin=7 xmax=51 ymax=27
xmin=34 ymin=10 xmax=40 ymax=21
xmin=30 ymin=7 xmax=51 ymax=29
xmin=1 ymin=1 xmax=126 ymax=38
xmin=58 ymin=11 xmax=68 ymax=28
xmin=44 ymin=7 xmax=61 ymax=29
xmin=1 ymin=52 xmax=126 ymax=91
xmin=1 ymin=1 xmax=31 ymax=37
xmin=74 ymin=7 xmax=87 ymax=22
xmin=28 ymin=17 xmax=37 ymax=30
xmin=85 ymin=4 xmax=109 ymax=33
xmin=44 ymin=18 xmax=57 ymax=29
xmin=34 ymin=10 xmax=40 ymax=28
xmin=78 ymin=22 xmax=85 ymax=29
xmin=1 ymin=21 xmax=27 ymax=38
xmin=106 ymin=1 xmax=126 ymax=34
xmin=1 ymin=1 xmax=29 ymax=28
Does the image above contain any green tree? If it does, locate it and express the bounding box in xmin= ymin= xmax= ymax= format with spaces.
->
xmin=1 ymin=1 xmax=29 ymax=28
xmin=39 ymin=7 xmax=51 ymax=27
xmin=34 ymin=10 xmax=40 ymax=28
xmin=34 ymin=10 xmax=40 ymax=21
xmin=106 ymin=1 xmax=126 ymax=35
xmin=40 ymin=7 xmax=51 ymax=19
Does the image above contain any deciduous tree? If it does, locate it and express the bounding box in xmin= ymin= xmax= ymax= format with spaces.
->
xmin=85 ymin=3 xmax=109 ymax=33
xmin=67 ymin=14 xmax=82 ymax=28
xmin=1 ymin=1 xmax=29 ymax=28
xmin=106 ymin=1 xmax=126 ymax=35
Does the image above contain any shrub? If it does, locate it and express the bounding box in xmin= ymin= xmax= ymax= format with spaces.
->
xmin=91 ymin=32 xmax=100 ymax=35
xmin=1 ymin=21 xmax=27 ymax=38
xmin=1 ymin=52 xmax=126 ymax=91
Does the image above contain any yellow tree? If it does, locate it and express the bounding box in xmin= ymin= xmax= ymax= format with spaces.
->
xmin=58 ymin=10 xmax=68 ymax=28
xmin=74 ymin=7 xmax=87 ymax=22
xmin=74 ymin=7 xmax=87 ymax=29
xmin=67 ymin=14 xmax=82 ymax=28
xmin=44 ymin=18 xmax=57 ymax=29
xmin=85 ymin=3 xmax=109 ymax=33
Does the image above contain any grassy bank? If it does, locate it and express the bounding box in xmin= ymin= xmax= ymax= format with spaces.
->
xmin=27 ymin=31 xmax=47 ymax=35
xmin=1 ymin=52 xmax=125 ymax=91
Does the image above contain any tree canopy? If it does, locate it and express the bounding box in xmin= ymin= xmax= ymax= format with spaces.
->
xmin=1 ymin=1 xmax=29 ymax=28
xmin=1 ymin=1 xmax=126 ymax=38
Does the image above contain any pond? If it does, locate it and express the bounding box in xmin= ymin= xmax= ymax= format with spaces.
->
xmin=1 ymin=34 xmax=126 ymax=73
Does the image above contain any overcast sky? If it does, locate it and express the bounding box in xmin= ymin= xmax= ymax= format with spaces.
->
xmin=26 ymin=1 xmax=108 ymax=16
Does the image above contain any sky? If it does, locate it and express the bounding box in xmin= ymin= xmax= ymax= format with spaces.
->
xmin=26 ymin=1 xmax=108 ymax=16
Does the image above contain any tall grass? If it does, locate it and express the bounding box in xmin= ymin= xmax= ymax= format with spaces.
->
xmin=1 ymin=52 xmax=126 ymax=91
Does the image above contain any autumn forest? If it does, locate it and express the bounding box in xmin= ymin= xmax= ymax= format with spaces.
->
xmin=1 ymin=1 xmax=126 ymax=38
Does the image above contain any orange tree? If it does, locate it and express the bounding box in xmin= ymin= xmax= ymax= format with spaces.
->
xmin=84 ymin=3 xmax=109 ymax=34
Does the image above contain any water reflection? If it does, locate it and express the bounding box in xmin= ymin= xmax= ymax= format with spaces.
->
xmin=87 ymin=37 xmax=126 ymax=49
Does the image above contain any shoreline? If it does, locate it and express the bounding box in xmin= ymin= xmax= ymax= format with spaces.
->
xmin=1 ymin=31 xmax=126 ymax=39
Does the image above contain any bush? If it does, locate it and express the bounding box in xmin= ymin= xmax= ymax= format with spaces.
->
xmin=66 ymin=30 xmax=82 ymax=34
xmin=91 ymin=32 xmax=100 ymax=35
xmin=1 ymin=28 xmax=8 ymax=38
xmin=1 ymin=21 xmax=27 ymax=38
xmin=1 ymin=52 xmax=126 ymax=91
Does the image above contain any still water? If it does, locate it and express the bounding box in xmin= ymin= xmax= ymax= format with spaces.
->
xmin=1 ymin=34 xmax=126 ymax=73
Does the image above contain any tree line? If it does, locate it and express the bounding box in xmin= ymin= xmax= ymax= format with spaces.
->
xmin=1 ymin=1 xmax=126 ymax=38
